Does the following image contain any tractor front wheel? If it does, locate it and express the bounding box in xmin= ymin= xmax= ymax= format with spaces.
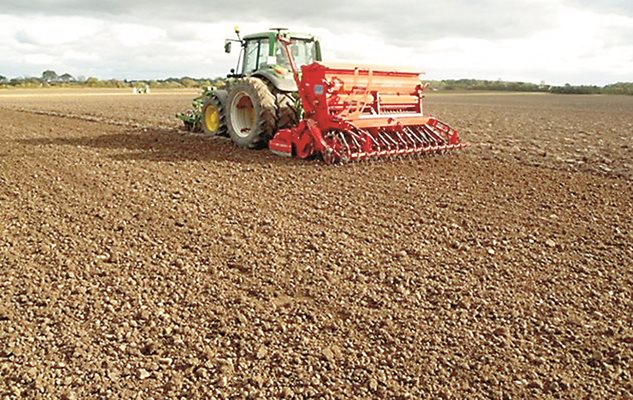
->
xmin=225 ymin=78 xmax=276 ymax=149
xmin=201 ymin=94 xmax=227 ymax=136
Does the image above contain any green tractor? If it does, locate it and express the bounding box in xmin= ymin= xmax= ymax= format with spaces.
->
xmin=178 ymin=27 xmax=322 ymax=149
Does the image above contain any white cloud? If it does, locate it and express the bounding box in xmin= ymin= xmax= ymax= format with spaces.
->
xmin=316 ymin=4 xmax=633 ymax=84
xmin=0 ymin=1 xmax=631 ymax=84
xmin=109 ymin=23 xmax=164 ymax=47
xmin=16 ymin=17 xmax=102 ymax=46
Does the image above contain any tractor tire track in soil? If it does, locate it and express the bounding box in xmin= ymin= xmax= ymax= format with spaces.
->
xmin=0 ymin=92 xmax=631 ymax=399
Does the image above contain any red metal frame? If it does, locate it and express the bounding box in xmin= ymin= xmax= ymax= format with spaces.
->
xmin=268 ymin=35 xmax=466 ymax=163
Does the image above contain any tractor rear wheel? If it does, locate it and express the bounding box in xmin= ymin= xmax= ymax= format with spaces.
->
xmin=201 ymin=95 xmax=227 ymax=136
xmin=225 ymin=78 xmax=276 ymax=149
xmin=276 ymin=92 xmax=299 ymax=130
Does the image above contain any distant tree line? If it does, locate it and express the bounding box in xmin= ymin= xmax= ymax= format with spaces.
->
xmin=1 ymin=70 xmax=631 ymax=95
xmin=430 ymin=79 xmax=633 ymax=95
xmin=0 ymin=70 xmax=226 ymax=90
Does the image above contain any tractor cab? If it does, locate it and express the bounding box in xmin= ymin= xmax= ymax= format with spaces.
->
xmin=226 ymin=28 xmax=322 ymax=92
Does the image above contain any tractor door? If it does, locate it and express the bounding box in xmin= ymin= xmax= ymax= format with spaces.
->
xmin=242 ymin=39 xmax=270 ymax=75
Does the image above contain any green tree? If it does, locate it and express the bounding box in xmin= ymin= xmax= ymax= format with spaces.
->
xmin=42 ymin=70 xmax=58 ymax=83
xmin=0 ymin=75 xmax=7 ymax=84
xmin=603 ymin=82 xmax=633 ymax=95
xmin=59 ymin=73 xmax=74 ymax=82
xmin=180 ymin=78 xmax=197 ymax=88
xmin=85 ymin=77 xmax=99 ymax=87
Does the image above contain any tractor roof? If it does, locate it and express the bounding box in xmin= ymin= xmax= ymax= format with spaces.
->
xmin=243 ymin=30 xmax=318 ymax=42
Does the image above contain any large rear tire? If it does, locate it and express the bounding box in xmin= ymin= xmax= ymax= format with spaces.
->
xmin=276 ymin=92 xmax=299 ymax=130
xmin=225 ymin=78 xmax=276 ymax=149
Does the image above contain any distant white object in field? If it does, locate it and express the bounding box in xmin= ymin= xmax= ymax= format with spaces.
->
xmin=132 ymin=85 xmax=150 ymax=94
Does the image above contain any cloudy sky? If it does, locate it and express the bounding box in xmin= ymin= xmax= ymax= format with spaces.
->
xmin=1 ymin=0 xmax=631 ymax=85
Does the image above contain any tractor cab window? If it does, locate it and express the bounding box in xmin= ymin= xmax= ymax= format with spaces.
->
xmin=242 ymin=39 xmax=270 ymax=74
xmin=274 ymin=39 xmax=317 ymax=69
xmin=257 ymin=40 xmax=270 ymax=68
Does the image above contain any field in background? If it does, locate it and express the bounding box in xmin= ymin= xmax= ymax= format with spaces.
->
xmin=2 ymin=89 xmax=631 ymax=179
xmin=0 ymin=90 xmax=631 ymax=399
xmin=0 ymin=88 xmax=199 ymax=97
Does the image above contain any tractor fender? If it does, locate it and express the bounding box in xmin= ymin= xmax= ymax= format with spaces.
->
xmin=251 ymin=71 xmax=297 ymax=93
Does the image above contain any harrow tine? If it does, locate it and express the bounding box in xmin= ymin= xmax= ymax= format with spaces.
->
xmin=349 ymin=130 xmax=362 ymax=151
xmin=395 ymin=131 xmax=409 ymax=148
xmin=368 ymin=132 xmax=382 ymax=149
xmin=413 ymin=126 xmax=431 ymax=145
xmin=411 ymin=127 xmax=429 ymax=147
xmin=384 ymin=132 xmax=400 ymax=149
xmin=404 ymin=127 xmax=422 ymax=147
xmin=421 ymin=125 xmax=442 ymax=146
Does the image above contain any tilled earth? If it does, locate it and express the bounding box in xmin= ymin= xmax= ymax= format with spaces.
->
xmin=0 ymin=90 xmax=631 ymax=399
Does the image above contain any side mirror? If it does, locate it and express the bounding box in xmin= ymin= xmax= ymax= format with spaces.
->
xmin=224 ymin=41 xmax=232 ymax=53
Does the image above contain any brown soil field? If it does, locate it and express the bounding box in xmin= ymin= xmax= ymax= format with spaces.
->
xmin=0 ymin=90 xmax=631 ymax=399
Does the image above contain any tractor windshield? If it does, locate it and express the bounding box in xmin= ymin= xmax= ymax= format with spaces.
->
xmin=275 ymin=39 xmax=317 ymax=70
